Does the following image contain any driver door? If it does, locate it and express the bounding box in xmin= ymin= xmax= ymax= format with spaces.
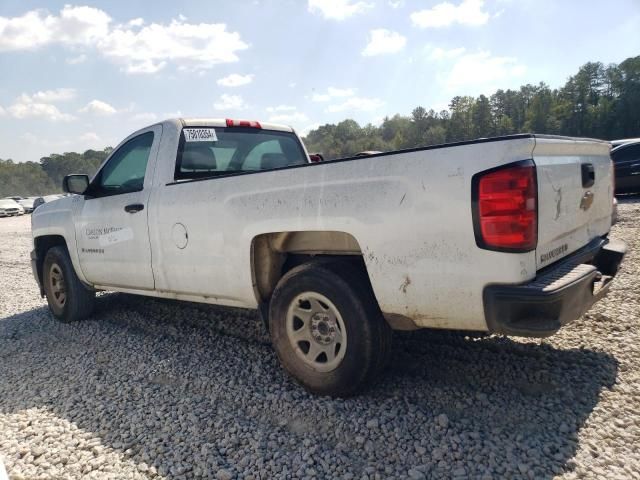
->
xmin=74 ymin=125 xmax=161 ymax=289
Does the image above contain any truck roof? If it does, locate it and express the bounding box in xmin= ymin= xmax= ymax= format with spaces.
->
xmin=163 ymin=118 xmax=295 ymax=133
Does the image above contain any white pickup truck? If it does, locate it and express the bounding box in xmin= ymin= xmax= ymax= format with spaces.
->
xmin=31 ymin=118 xmax=626 ymax=396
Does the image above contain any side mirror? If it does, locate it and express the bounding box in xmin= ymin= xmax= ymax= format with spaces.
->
xmin=63 ymin=174 xmax=90 ymax=195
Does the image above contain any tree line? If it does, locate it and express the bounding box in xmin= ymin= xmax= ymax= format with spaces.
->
xmin=304 ymin=56 xmax=640 ymax=159
xmin=1 ymin=56 xmax=638 ymax=196
xmin=0 ymin=149 xmax=111 ymax=197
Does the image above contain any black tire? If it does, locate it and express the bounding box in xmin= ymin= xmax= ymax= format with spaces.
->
xmin=42 ymin=246 xmax=95 ymax=322
xmin=269 ymin=259 xmax=392 ymax=397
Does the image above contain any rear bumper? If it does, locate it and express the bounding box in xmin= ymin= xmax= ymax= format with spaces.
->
xmin=483 ymin=237 xmax=627 ymax=337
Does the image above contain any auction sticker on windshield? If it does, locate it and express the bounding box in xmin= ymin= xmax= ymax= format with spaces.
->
xmin=183 ymin=128 xmax=217 ymax=142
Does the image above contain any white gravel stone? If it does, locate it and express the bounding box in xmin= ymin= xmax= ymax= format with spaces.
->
xmin=1 ymin=200 xmax=640 ymax=479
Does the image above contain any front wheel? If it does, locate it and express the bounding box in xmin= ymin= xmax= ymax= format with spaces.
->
xmin=43 ymin=246 xmax=95 ymax=322
xmin=269 ymin=260 xmax=391 ymax=397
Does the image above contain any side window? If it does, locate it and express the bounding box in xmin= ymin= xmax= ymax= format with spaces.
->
xmin=95 ymin=132 xmax=154 ymax=195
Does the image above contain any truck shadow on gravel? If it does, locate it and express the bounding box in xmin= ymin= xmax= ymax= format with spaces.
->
xmin=0 ymin=294 xmax=618 ymax=479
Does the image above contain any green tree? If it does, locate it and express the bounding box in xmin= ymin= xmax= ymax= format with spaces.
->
xmin=303 ymin=56 xmax=640 ymax=157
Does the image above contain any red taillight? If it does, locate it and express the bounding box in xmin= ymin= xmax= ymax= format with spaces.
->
xmin=226 ymin=118 xmax=261 ymax=128
xmin=472 ymin=162 xmax=537 ymax=252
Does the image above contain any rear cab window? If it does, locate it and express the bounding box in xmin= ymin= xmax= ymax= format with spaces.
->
xmin=175 ymin=127 xmax=308 ymax=181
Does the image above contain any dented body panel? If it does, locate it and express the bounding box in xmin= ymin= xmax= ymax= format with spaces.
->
xmin=31 ymin=120 xmax=618 ymax=334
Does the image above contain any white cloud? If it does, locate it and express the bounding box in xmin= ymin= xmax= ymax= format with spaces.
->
xmin=268 ymin=112 xmax=309 ymax=123
xmin=388 ymin=0 xmax=404 ymax=8
xmin=213 ymin=94 xmax=246 ymax=111
xmin=0 ymin=5 xmax=111 ymax=51
xmin=66 ymin=53 xmax=87 ymax=64
xmin=0 ymin=105 xmax=5 ymax=116
xmin=266 ymin=105 xmax=297 ymax=113
xmin=308 ymin=0 xmax=373 ymax=20
xmin=438 ymin=50 xmax=526 ymax=90
xmin=410 ymin=0 xmax=489 ymax=28
xmin=326 ymin=96 xmax=384 ymax=113
xmin=127 ymin=18 xmax=144 ymax=27
xmin=311 ymin=87 xmax=356 ymax=102
xmin=98 ymin=19 xmax=249 ymax=74
xmin=6 ymin=90 xmax=76 ymax=121
xmin=266 ymin=104 xmax=309 ymax=124
xmin=362 ymin=29 xmax=406 ymax=56
xmin=0 ymin=6 xmax=249 ymax=74
xmin=79 ymin=100 xmax=117 ymax=115
xmin=427 ymin=46 xmax=466 ymax=60
xmin=217 ymin=73 xmax=254 ymax=87
xmin=8 ymin=95 xmax=75 ymax=121
xmin=30 ymin=88 xmax=76 ymax=103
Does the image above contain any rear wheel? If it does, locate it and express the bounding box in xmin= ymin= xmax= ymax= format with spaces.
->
xmin=269 ymin=260 xmax=391 ymax=396
xmin=43 ymin=246 xmax=95 ymax=322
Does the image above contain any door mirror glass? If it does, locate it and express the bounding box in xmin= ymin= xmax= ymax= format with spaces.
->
xmin=63 ymin=174 xmax=90 ymax=195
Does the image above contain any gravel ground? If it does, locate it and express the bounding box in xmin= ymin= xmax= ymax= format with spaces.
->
xmin=0 ymin=199 xmax=639 ymax=480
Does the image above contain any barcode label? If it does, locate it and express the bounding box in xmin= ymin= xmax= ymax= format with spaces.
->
xmin=183 ymin=128 xmax=217 ymax=142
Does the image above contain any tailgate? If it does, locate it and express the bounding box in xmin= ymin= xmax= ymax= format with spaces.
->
xmin=533 ymin=136 xmax=613 ymax=270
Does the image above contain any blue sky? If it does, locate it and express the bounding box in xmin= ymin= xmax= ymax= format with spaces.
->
xmin=0 ymin=0 xmax=639 ymax=162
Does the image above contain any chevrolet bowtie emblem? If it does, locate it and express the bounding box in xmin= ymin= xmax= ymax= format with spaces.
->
xmin=580 ymin=191 xmax=594 ymax=211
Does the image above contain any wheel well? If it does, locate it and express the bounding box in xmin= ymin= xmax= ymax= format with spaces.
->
xmin=250 ymin=231 xmax=368 ymax=305
xmin=34 ymin=235 xmax=67 ymax=294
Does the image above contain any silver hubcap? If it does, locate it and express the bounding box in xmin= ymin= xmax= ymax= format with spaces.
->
xmin=48 ymin=263 xmax=66 ymax=309
xmin=286 ymin=292 xmax=347 ymax=372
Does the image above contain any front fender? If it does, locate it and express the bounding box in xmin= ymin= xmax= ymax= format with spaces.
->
xmin=31 ymin=197 xmax=90 ymax=286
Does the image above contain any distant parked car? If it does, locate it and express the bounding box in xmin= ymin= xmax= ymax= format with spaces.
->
xmin=0 ymin=198 xmax=23 ymax=217
xmin=611 ymin=141 xmax=640 ymax=194
xmin=33 ymin=194 xmax=64 ymax=211
xmin=18 ymin=197 xmax=37 ymax=213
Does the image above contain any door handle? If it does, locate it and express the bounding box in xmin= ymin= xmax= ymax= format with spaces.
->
xmin=124 ymin=203 xmax=144 ymax=213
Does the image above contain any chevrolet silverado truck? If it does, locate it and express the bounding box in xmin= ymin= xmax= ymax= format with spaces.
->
xmin=31 ymin=118 xmax=627 ymax=396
